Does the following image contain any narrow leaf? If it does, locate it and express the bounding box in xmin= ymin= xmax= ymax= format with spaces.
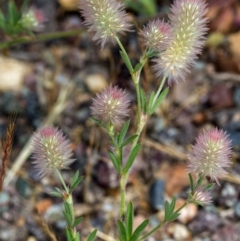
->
xmin=90 ymin=117 xmax=106 ymax=129
xmin=71 ymin=171 xmax=79 ymax=186
xmin=164 ymin=201 xmax=170 ymax=220
xmin=149 ymin=87 xmax=169 ymax=115
xmin=188 ymin=173 xmax=194 ymax=193
xmin=122 ymin=135 xmax=138 ymax=147
xmin=49 ymin=191 xmax=62 ymax=198
xmin=118 ymin=220 xmax=127 ymax=241
xmin=147 ymin=92 xmax=155 ymax=114
xmin=204 ymin=183 xmax=215 ymax=191
xmin=118 ymin=120 xmax=130 ymax=145
xmin=70 ymin=176 xmax=83 ymax=193
xmin=87 ymin=229 xmax=97 ymax=241
xmin=133 ymin=63 xmax=142 ymax=73
xmin=123 ymin=144 xmax=141 ymax=174
xmin=73 ymin=216 xmax=84 ymax=227
xmin=167 ymin=212 xmax=180 ymax=222
xmin=129 ymin=220 xmax=149 ymax=241
xmin=63 ymin=211 xmax=73 ymax=227
xmin=120 ymin=50 xmax=133 ymax=73
xmin=76 ymin=232 xmax=80 ymax=241
xmin=169 ymin=196 xmax=176 ymax=214
xmin=108 ymin=150 xmax=121 ymax=174
xmin=126 ymin=202 xmax=133 ymax=240
xmin=66 ymin=228 xmax=74 ymax=241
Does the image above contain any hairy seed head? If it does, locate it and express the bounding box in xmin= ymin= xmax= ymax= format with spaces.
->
xmin=192 ymin=186 xmax=212 ymax=205
xmin=154 ymin=0 xmax=208 ymax=84
xmin=31 ymin=126 xmax=75 ymax=177
xmin=90 ymin=85 xmax=131 ymax=126
xmin=187 ymin=128 xmax=232 ymax=185
xmin=80 ymin=0 xmax=131 ymax=48
xmin=140 ymin=19 xmax=173 ymax=51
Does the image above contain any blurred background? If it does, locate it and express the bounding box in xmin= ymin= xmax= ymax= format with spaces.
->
xmin=0 ymin=0 xmax=240 ymax=240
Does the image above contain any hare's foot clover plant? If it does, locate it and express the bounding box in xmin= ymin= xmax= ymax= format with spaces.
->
xmin=29 ymin=0 xmax=233 ymax=240
xmin=31 ymin=126 xmax=97 ymax=241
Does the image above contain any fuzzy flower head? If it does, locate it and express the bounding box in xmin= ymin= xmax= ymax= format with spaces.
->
xmin=187 ymin=128 xmax=232 ymax=185
xmin=191 ymin=186 xmax=212 ymax=205
xmin=31 ymin=126 xmax=75 ymax=177
xmin=140 ymin=19 xmax=172 ymax=51
xmin=80 ymin=0 xmax=131 ymax=48
xmin=154 ymin=0 xmax=208 ymax=84
xmin=90 ymin=86 xmax=131 ymax=126
xmin=20 ymin=7 xmax=45 ymax=32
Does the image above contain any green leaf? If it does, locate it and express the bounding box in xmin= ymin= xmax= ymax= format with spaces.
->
xmin=122 ymin=135 xmax=138 ymax=147
xmin=70 ymin=173 xmax=83 ymax=193
xmin=123 ymin=144 xmax=141 ymax=174
xmin=49 ymin=191 xmax=62 ymax=198
xmin=90 ymin=117 xmax=106 ymax=129
xmin=75 ymin=232 xmax=80 ymax=241
xmin=146 ymin=50 xmax=159 ymax=58
xmin=169 ymin=196 xmax=176 ymax=214
xmin=167 ymin=212 xmax=180 ymax=222
xmin=164 ymin=201 xmax=170 ymax=220
xmin=64 ymin=202 xmax=74 ymax=226
xmin=140 ymin=88 xmax=147 ymax=114
xmin=63 ymin=211 xmax=73 ymax=227
xmin=0 ymin=11 xmax=6 ymax=30
xmin=118 ymin=120 xmax=130 ymax=146
xmin=133 ymin=63 xmax=142 ymax=73
xmin=73 ymin=216 xmax=84 ymax=227
xmin=8 ymin=1 xmax=20 ymax=26
xmin=149 ymin=87 xmax=169 ymax=115
xmin=87 ymin=229 xmax=97 ymax=241
xmin=108 ymin=150 xmax=121 ymax=174
xmin=188 ymin=173 xmax=194 ymax=193
xmin=129 ymin=220 xmax=149 ymax=241
xmin=196 ymin=173 xmax=205 ymax=189
xmin=147 ymin=92 xmax=155 ymax=114
xmin=204 ymin=183 xmax=215 ymax=191
xmin=66 ymin=228 xmax=74 ymax=241
xmin=126 ymin=202 xmax=133 ymax=240
xmin=120 ymin=50 xmax=133 ymax=73
xmin=118 ymin=220 xmax=127 ymax=241
xmin=20 ymin=0 xmax=29 ymax=12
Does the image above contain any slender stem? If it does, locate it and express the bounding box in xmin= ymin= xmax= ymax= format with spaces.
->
xmin=114 ymin=36 xmax=133 ymax=73
xmin=0 ymin=29 xmax=84 ymax=49
xmin=55 ymin=169 xmax=69 ymax=193
xmin=138 ymin=221 xmax=167 ymax=241
xmin=120 ymin=174 xmax=127 ymax=221
xmin=152 ymin=75 xmax=167 ymax=105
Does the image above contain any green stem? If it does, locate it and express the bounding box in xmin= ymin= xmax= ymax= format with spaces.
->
xmin=120 ymin=174 xmax=127 ymax=221
xmin=152 ymin=75 xmax=167 ymax=105
xmin=0 ymin=29 xmax=84 ymax=49
xmin=56 ymin=169 xmax=69 ymax=193
xmin=138 ymin=221 xmax=167 ymax=241
xmin=114 ymin=36 xmax=133 ymax=73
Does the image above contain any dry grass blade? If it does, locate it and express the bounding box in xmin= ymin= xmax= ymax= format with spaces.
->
xmin=0 ymin=114 xmax=17 ymax=192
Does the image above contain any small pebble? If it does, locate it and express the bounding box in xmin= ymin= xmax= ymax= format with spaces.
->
xmin=149 ymin=179 xmax=165 ymax=210
xmin=173 ymin=224 xmax=191 ymax=241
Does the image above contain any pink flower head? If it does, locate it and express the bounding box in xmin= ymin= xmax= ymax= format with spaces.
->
xmin=90 ymin=85 xmax=131 ymax=126
xmin=187 ymin=128 xmax=232 ymax=185
xmin=192 ymin=186 xmax=212 ymax=205
xmin=20 ymin=7 xmax=46 ymax=31
xmin=140 ymin=19 xmax=173 ymax=51
xmin=154 ymin=0 xmax=208 ymax=84
xmin=31 ymin=126 xmax=75 ymax=177
xmin=80 ymin=0 xmax=132 ymax=48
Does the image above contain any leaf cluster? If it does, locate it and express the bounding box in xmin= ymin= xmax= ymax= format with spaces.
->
xmin=118 ymin=203 xmax=149 ymax=241
xmin=0 ymin=0 xmax=31 ymax=36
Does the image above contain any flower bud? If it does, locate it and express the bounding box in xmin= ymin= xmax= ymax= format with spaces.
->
xmin=80 ymin=0 xmax=131 ymax=48
xmin=31 ymin=126 xmax=75 ymax=177
xmin=140 ymin=19 xmax=172 ymax=51
xmin=192 ymin=186 xmax=212 ymax=205
xmin=20 ymin=7 xmax=45 ymax=32
xmin=90 ymin=85 xmax=131 ymax=126
xmin=154 ymin=0 xmax=208 ymax=84
xmin=187 ymin=128 xmax=232 ymax=185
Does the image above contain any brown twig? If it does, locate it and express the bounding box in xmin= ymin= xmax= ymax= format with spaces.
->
xmin=0 ymin=115 xmax=17 ymax=192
